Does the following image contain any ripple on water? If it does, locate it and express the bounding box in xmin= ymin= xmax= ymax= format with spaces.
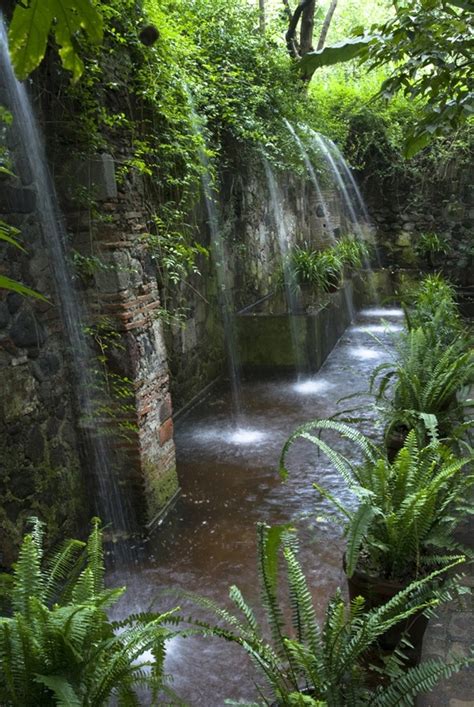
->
xmin=350 ymin=323 xmax=403 ymax=334
xmin=359 ymin=307 xmax=404 ymax=318
xmin=293 ymin=379 xmax=333 ymax=395
xmin=348 ymin=346 xmax=385 ymax=360
xmin=198 ymin=426 xmax=267 ymax=446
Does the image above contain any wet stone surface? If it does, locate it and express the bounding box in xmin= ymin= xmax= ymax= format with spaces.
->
xmin=111 ymin=307 xmax=471 ymax=705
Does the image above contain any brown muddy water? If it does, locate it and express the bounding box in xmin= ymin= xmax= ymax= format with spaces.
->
xmin=109 ymin=307 xmax=404 ymax=705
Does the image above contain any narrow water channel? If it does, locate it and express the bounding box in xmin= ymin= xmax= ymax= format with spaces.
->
xmin=112 ymin=306 xmax=404 ymax=705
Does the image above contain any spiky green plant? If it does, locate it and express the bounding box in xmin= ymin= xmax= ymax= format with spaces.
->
xmin=369 ymin=325 xmax=473 ymax=442
xmin=334 ymin=236 xmax=371 ymax=270
xmin=280 ymin=421 xmax=474 ymax=580
xmin=186 ymin=524 xmax=471 ymax=706
xmin=0 ymin=518 xmax=180 ymax=706
xmin=278 ymin=245 xmax=344 ymax=296
xmin=401 ymin=274 xmax=464 ymax=346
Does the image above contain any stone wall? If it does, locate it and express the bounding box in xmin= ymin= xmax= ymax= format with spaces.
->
xmin=0 ymin=109 xmax=86 ymax=565
xmin=362 ymin=158 xmax=473 ymax=286
xmin=167 ymin=162 xmax=345 ymax=412
xmin=61 ymin=155 xmax=178 ymax=527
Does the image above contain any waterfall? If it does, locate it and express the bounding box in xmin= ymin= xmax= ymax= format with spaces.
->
xmin=309 ymin=130 xmax=372 ymax=237
xmin=319 ymin=134 xmax=372 ymax=226
xmin=185 ymin=89 xmax=242 ymax=419
xmin=307 ymin=129 xmax=380 ymax=298
xmin=283 ymin=119 xmax=335 ymax=245
xmin=0 ymin=18 xmax=134 ymax=548
xmin=263 ymin=159 xmax=307 ymax=376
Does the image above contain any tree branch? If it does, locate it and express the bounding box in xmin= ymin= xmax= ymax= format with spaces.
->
xmin=284 ymin=0 xmax=314 ymax=58
xmin=317 ymin=0 xmax=338 ymax=50
xmin=300 ymin=0 xmax=316 ymax=55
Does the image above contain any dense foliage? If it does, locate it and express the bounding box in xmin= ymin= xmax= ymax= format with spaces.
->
xmin=281 ymin=422 xmax=473 ymax=579
xmin=187 ymin=523 xmax=471 ymax=705
xmin=0 ymin=518 xmax=179 ymax=705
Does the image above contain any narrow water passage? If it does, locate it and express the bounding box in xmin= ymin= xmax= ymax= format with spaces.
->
xmin=112 ymin=307 xmax=403 ymax=705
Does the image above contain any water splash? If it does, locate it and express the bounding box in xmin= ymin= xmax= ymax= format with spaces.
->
xmin=359 ymin=308 xmax=404 ymax=318
xmin=0 ymin=17 xmax=134 ymax=548
xmin=263 ymin=158 xmax=307 ymax=376
xmin=293 ymin=379 xmax=333 ymax=395
xmin=284 ymin=119 xmax=334 ymax=244
xmin=185 ymin=88 xmax=242 ymax=419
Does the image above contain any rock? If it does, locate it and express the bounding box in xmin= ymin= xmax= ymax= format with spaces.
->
xmin=0 ymin=302 xmax=10 ymax=329
xmin=396 ymin=232 xmax=412 ymax=247
xmin=26 ymin=425 xmax=45 ymax=464
xmin=36 ymin=352 xmax=61 ymax=378
xmin=316 ymin=204 xmax=325 ymax=217
xmin=0 ymin=185 xmax=36 ymax=213
xmin=7 ymin=292 xmax=23 ymax=314
xmin=10 ymin=309 xmax=46 ymax=348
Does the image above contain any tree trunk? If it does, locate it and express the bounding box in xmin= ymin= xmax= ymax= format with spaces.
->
xmin=258 ymin=0 xmax=266 ymax=33
xmin=284 ymin=0 xmax=316 ymax=58
xmin=317 ymin=0 xmax=338 ymax=50
xmin=300 ymin=0 xmax=316 ymax=55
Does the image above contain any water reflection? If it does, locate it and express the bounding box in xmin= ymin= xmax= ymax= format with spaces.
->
xmin=111 ymin=307 xmax=402 ymax=705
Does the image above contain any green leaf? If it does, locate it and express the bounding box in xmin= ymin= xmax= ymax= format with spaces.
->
xmin=300 ymin=36 xmax=376 ymax=76
xmin=404 ymin=130 xmax=434 ymax=158
xmin=9 ymin=0 xmax=103 ymax=82
xmin=35 ymin=675 xmax=82 ymax=706
xmin=0 ymin=275 xmax=48 ymax=301
xmin=445 ymin=0 xmax=473 ymax=9
xmin=8 ymin=0 xmax=54 ymax=80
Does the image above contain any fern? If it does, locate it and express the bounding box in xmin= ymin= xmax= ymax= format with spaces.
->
xmin=186 ymin=525 xmax=470 ymax=705
xmin=0 ymin=518 xmax=179 ymax=706
xmin=283 ymin=421 xmax=474 ymax=579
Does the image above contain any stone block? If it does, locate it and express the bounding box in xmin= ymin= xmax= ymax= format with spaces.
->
xmin=0 ymin=185 xmax=36 ymax=213
xmin=10 ymin=309 xmax=46 ymax=348
xmin=396 ymin=231 xmax=412 ymax=247
xmin=69 ymin=153 xmax=118 ymax=201
xmin=94 ymin=251 xmax=131 ymax=293
xmin=0 ymin=365 xmax=38 ymax=421
xmin=182 ymin=318 xmax=197 ymax=353
xmin=159 ymin=417 xmax=174 ymax=446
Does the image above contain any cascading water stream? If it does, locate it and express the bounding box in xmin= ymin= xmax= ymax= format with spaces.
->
xmin=311 ymin=131 xmax=367 ymax=240
xmin=0 ymin=19 xmax=134 ymax=550
xmin=283 ymin=119 xmax=335 ymax=245
xmin=307 ymin=128 xmax=380 ymax=301
xmin=184 ymin=89 xmax=242 ymax=420
xmin=263 ymin=159 xmax=307 ymax=376
xmin=320 ymin=133 xmax=372 ymax=226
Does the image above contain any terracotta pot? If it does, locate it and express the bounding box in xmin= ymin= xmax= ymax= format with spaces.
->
xmin=346 ymin=564 xmax=428 ymax=666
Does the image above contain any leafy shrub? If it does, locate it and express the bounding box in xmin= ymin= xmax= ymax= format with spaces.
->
xmin=280 ymin=421 xmax=474 ymax=581
xmin=370 ymin=326 xmax=473 ymax=440
xmin=187 ymin=524 xmax=471 ymax=705
xmin=0 ymin=518 xmax=179 ymax=706
xmin=334 ymin=236 xmax=371 ymax=270
xmin=402 ymin=274 xmax=463 ymax=345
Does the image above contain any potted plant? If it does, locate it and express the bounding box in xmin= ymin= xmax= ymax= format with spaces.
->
xmin=369 ymin=325 xmax=473 ymax=455
xmin=186 ymin=524 xmax=470 ymax=705
xmin=280 ymin=421 xmax=474 ymax=663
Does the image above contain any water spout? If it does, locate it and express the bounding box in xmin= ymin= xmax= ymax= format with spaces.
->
xmin=263 ymin=159 xmax=307 ymax=377
xmin=0 ymin=17 xmax=134 ymax=549
xmin=185 ymin=89 xmax=242 ymax=419
xmin=283 ymin=119 xmax=335 ymax=245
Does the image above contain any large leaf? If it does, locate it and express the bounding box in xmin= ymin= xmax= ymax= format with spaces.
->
xmin=9 ymin=0 xmax=103 ymax=82
xmin=35 ymin=675 xmax=82 ymax=706
xmin=299 ymin=36 xmax=376 ymax=77
xmin=0 ymin=275 xmax=48 ymax=301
